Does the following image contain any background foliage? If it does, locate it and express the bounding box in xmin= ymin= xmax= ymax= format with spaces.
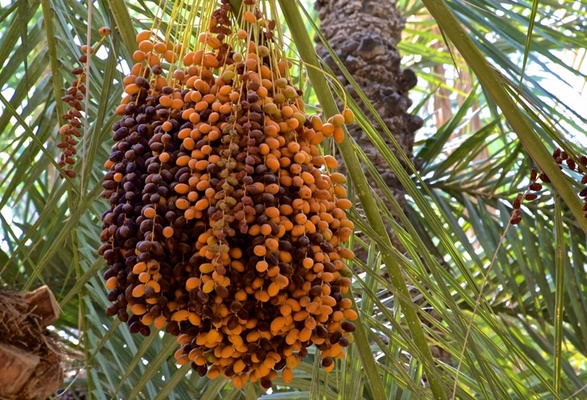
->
xmin=0 ymin=0 xmax=586 ymax=399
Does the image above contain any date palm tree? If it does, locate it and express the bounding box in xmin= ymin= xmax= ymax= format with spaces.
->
xmin=1 ymin=0 xmax=586 ymax=399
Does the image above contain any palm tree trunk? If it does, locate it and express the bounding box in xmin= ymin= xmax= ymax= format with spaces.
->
xmin=314 ymin=0 xmax=422 ymax=195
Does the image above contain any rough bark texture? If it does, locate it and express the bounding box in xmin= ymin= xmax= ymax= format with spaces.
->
xmin=314 ymin=0 xmax=422 ymax=199
xmin=0 ymin=287 xmax=63 ymax=400
xmin=314 ymin=0 xmax=452 ymax=367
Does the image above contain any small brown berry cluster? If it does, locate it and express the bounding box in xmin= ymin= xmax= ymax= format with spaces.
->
xmin=57 ymin=60 xmax=86 ymax=178
xmin=56 ymin=27 xmax=111 ymax=178
xmin=551 ymin=148 xmax=587 ymax=214
xmin=510 ymin=147 xmax=587 ymax=225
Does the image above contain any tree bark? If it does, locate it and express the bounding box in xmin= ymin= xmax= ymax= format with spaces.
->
xmin=314 ymin=0 xmax=422 ymax=199
xmin=0 ymin=287 xmax=63 ymax=400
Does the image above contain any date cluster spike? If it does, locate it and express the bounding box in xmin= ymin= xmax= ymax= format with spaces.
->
xmin=99 ymin=0 xmax=357 ymax=390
